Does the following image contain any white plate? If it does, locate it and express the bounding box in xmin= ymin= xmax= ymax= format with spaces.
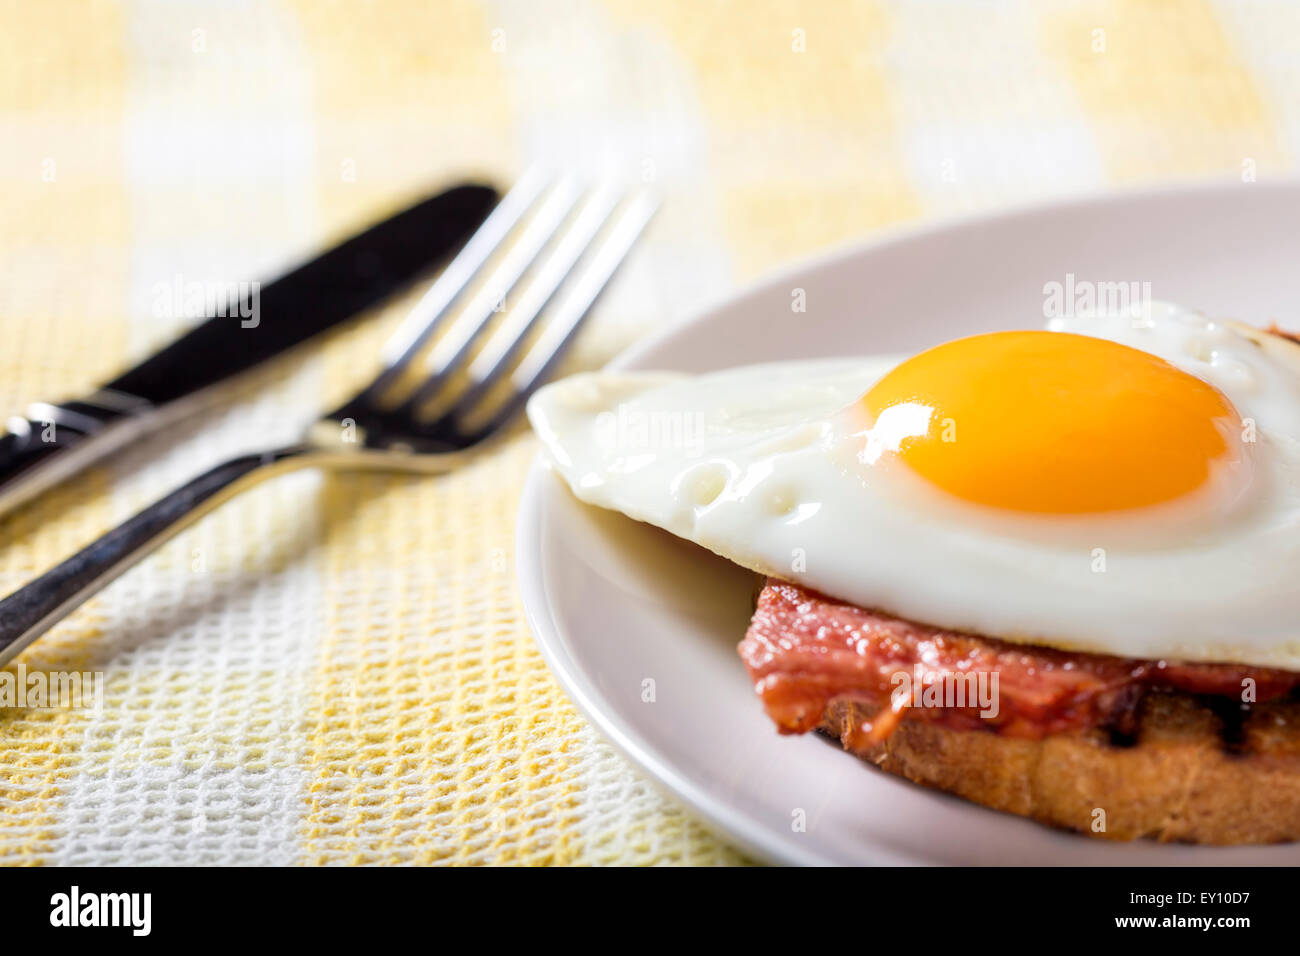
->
xmin=516 ymin=180 xmax=1300 ymax=865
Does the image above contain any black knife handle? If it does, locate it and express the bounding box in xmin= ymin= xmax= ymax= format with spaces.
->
xmin=105 ymin=183 xmax=498 ymax=405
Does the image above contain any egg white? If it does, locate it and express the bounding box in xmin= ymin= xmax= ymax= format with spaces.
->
xmin=527 ymin=302 xmax=1300 ymax=669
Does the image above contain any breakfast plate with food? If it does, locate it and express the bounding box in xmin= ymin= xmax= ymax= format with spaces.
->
xmin=516 ymin=180 xmax=1300 ymax=865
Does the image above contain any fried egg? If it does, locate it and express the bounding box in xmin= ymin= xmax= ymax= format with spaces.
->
xmin=527 ymin=300 xmax=1300 ymax=669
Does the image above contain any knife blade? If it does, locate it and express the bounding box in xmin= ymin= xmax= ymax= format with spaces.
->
xmin=0 ymin=182 xmax=499 ymax=517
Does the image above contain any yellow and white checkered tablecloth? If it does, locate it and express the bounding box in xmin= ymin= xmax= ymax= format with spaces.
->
xmin=1 ymin=0 xmax=1297 ymax=865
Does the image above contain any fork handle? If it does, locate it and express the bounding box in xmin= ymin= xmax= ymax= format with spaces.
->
xmin=0 ymin=444 xmax=312 ymax=668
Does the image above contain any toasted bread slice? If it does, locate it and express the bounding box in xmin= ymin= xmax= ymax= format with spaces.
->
xmin=824 ymin=693 xmax=1300 ymax=844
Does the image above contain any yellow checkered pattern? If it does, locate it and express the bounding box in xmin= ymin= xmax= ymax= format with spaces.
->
xmin=0 ymin=0 xmax=1295 ymax=865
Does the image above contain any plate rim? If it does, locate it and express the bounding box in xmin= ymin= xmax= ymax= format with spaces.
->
xmin=515 ymin=176 xmax=1300 ymax=866
xmin=516 ymin=470 xmax=847 ymax=865
xmin=610 ymin=174 xmax=1300 ymax=374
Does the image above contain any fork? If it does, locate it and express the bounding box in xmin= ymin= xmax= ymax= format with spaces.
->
xmin=0 ymin=170 xmax=656 ymax=668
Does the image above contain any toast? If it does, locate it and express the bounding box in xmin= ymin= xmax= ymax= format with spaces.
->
xmin=824 ymin=693 xmax=1300 ymax=844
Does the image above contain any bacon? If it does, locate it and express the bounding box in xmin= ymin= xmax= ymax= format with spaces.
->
xmin=738 ymin=579 xmax=1300 ymax=741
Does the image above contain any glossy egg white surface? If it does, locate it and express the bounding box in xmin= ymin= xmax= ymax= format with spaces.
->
xmin=527 ymin=301 xmax=1300 ymax=669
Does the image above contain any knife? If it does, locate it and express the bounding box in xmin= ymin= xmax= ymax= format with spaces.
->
xmin=0 ymin=182 xmax=499 ymax=518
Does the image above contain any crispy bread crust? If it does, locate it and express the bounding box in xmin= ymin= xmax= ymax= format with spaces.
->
xmin=824 ymin=693 xmax=1300 ymax=843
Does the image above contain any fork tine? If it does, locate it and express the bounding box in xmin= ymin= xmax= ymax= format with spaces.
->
xmin=400 ymin=175 xmax=584 ymax=408
xmin=462 ymin=190 xmax=658 ymax=437
xmin=438 ymin=180 xmax=625 ymax=419
xmin=359 ymin=167 xmax=548 ymax=402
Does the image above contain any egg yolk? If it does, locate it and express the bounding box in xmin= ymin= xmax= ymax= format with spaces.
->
xmin=861 ymin=331 xmax=1247 ymax=514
